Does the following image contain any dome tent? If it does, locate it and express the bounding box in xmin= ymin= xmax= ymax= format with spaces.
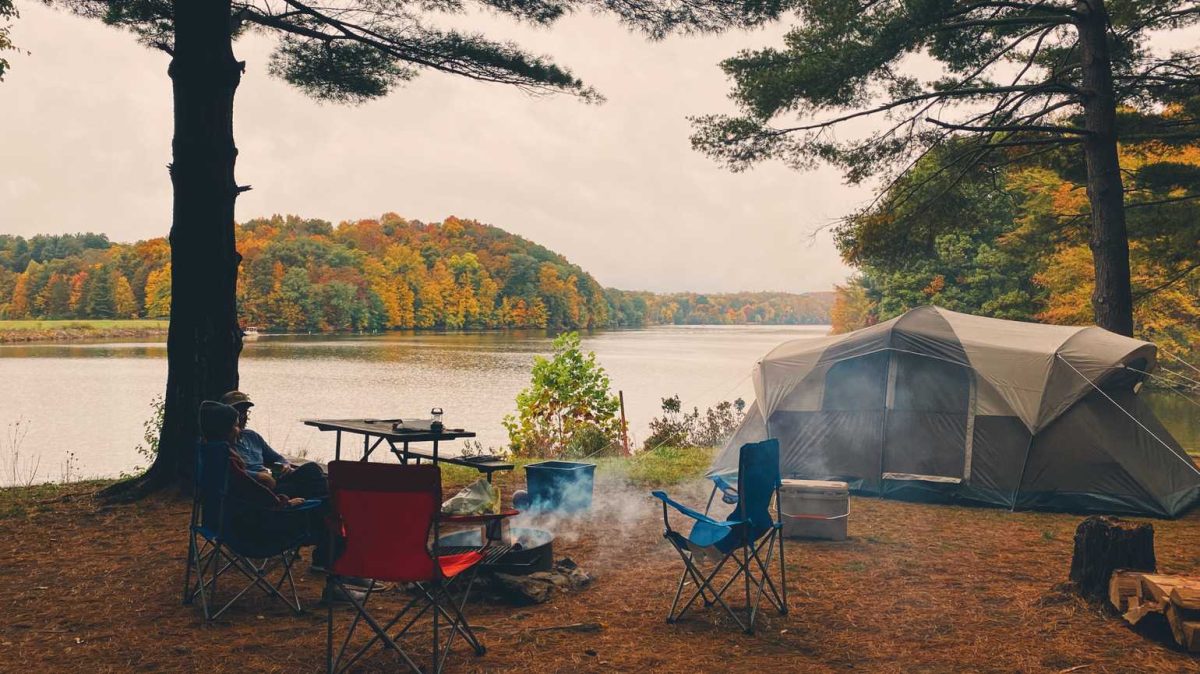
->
xmin=711 ymin=306 xmax=1200 ymax=517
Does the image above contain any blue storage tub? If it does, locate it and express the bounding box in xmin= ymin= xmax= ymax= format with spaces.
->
xmin=524 ymin=460 xmax=596 ymax=512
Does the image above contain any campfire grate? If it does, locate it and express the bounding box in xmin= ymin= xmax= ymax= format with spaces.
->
xmin=438 ymin=526 xmax=555 ymax=575
xmin=440 ymin=544 xmax=515 ymax=566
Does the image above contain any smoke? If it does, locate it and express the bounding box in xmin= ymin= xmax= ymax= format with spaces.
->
xmin=510 ymin=469 xmax=612 ymax=546
xmin=509 ymin=465 xmax=726 ymax=575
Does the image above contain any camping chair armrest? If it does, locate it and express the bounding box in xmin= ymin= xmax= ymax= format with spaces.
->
xmin=228 ymin=496 xmax=323 ymax=514
xmin=439 ymin=509 xmax=519 ymax=524
xmin=710 ymin=475 xmax=739 ymax=504
xmin=651 ymin=491 xmax=742 ymax=529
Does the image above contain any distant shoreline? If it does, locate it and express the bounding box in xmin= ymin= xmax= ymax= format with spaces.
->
xmin=0 ymin=320 xmax=828 ymax=344
xmin=0 ymin=320 xmax=170 ymax=344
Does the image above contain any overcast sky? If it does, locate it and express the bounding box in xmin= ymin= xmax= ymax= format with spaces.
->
xmin=1 ymin=3 xmax=874 ymax=293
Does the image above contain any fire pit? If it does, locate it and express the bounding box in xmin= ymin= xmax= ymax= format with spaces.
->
xmin=438 ymin=526 xmax=554 ymax=575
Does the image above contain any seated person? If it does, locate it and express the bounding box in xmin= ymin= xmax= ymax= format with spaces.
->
xmin=201 ymin=401 xmax=381 ymax=594
xmin=198 ymin=401 xmax=314 ymax=531
xmin=219 ymin=390 xmax=328 ymax=500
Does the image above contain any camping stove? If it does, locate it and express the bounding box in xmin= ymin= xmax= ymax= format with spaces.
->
xmin=437 ymin=526 xmax=554 ymax=575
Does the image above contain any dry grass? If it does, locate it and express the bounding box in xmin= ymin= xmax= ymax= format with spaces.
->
xmin=1 ymin=474 xmax=1199 ymax=673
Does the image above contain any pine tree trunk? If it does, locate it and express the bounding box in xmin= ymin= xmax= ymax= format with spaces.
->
xmin=106 ymin=0 xmax=244 ymax=499
xmin=1076 ymin=0 xmax=1134 ymax=337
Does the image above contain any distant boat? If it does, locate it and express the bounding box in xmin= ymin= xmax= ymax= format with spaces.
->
xmin=243 ymin=326 xmax=261 ymax=340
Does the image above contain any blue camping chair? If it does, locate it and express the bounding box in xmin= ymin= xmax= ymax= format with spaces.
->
xmin=182 ymin=441 xmax=322 ymax=621
xmin=651 ymin=439 xmax=787 ymax=633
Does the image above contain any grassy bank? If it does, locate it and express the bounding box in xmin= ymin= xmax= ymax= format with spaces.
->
xmin=0 ymin=319 xmax=169 ymax=330
xmin=0 ymin=479 xmax=115 ymax=520
xmin=0 ymin=446 xmax=713 ymax=518
xmin=435 ymin=446 xmax=713 ymax=492
xmin=0 ymin=319 xmax=169 ymax=343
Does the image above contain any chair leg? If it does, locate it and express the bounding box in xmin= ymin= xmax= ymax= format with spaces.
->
xmin=674 ymin=554 xmax=720 ymax=616
xmin=431 ymin=582 xmax=439 ymax=674
xmin=201 ymin=542 xmax=222 ymax=621
xmin=672 ymin=552 xmax=746 ymax=632
xmin=338 ymin=591 xmax=429 ymax=671
xmin=697 ymin=545 xmax=776 ymax=632
xmin=330 ymin=578 xmax=423 ymax=674
xmin=431 ymin=568 xmax=486 ymax=672
xmin=667 ymin=566 xmax=690 ymax=622
xmin=743 ymin=540 xmax=752 ymax=634
xmin=182 ymin=534 xmax=197 ymax=605
xmin=184 ymin=538 xmax=217 ymax=606
xmin=778 ymin=529 xmax=789 ymax=614
xmin=747 ymin=536 xmax=776 ymax=631
xmin=278 ymin=550 xmax=302 ymax=613
xmin=327 ymin=578 xmax=335 ymax=674
xmin=750 ymin=534 xmax=786 ymax=614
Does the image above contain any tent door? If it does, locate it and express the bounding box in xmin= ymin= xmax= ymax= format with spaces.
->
xmin=880 ymin=352 xmax=972 ymax=484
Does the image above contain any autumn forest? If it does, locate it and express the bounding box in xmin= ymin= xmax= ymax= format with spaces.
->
xmin=830 ymin=137 xmax=1200 ymax=361
xmin=0 ymin=214 xmax=832 ymax=331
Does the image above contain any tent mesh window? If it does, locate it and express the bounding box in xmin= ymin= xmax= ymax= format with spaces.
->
xmin=822 ymin=352 xmax=888 ymax=411
xmin=884 ymin=353 xmax=971 ymax=480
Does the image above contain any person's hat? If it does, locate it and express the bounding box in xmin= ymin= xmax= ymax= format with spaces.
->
xmin=199 ymin=401 xmax=240 ymax=439
xmin=219 ymin=390 xmax=254 ymax=408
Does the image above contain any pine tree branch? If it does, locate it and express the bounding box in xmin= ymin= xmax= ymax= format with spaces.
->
xmin=773 ymin=84 xmax=1079 ymax=135
xmin=925 ymin=117 xmax=1091 ymax=135
xmin=944 ymin=1 xmax=1082 ymax=19
xmin=936 ymin=16 xmax=1073 ymax=30
xmin=1125 ymin=193 xmax=1200 ymax=209
xmin=243 ymin=0 xmax=587 ymax=91
xmin=973 ymin=137 xmax=1082 ymax=147
xmin=869 ymin=22 xmax=1060 ymax=148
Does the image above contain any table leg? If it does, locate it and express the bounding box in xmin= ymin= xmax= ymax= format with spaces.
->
xmin=363 ymin=436 xmax=384 ymax=461
xmin=387 ymin=439 xmax=404 ymax=465
xmin=335 ymin=431 xmax=342 ymax=461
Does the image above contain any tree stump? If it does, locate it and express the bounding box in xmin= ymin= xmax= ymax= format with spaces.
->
xmin=1069 ymin=516 xmax=1156 ymax=601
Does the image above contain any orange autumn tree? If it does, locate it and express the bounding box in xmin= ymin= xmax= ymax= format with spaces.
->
xmin=834 ymin=134 xmax=1200 ymax=359
xmin=1032 ymin=141 xmax=1200 ymax=357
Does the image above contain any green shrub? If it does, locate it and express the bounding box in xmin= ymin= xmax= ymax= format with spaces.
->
xmin=125 ymin=394 xmax=164 ymax=477
xmin=644 ymin=396 xmax=745 ymax=450
xmin=503 ymin=332 xmax=621 ymax=459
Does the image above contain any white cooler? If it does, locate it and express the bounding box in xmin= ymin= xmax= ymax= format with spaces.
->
xmin=779 ymin=479 xmax=850 ymax=541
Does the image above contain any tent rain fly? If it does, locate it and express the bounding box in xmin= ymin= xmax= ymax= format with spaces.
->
xmin=711 ymin=306 xmax=1200 ymax=518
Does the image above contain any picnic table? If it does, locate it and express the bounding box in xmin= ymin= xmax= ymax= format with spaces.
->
xmin=303 ymin=418 xmax=514 ymax=482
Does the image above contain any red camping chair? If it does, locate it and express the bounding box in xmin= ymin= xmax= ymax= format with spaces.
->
xmin=325 ymin=460 xmax=513 ymax=674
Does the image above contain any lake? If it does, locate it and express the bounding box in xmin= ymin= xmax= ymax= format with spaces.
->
xmin=1 ymin=325 xmax=1196 ymax=485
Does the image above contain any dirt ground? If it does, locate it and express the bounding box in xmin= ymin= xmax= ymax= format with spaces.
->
xmin=2 ymin=474 xmax=1199 ymax=674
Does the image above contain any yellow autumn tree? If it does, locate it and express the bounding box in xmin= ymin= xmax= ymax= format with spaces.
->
xmin=830 ymin=280 xmax=877 ymax=334
xmin=143 ymin=264 xmax=172 ymax=319
xmin=114 ymin=274 xmax=138 ymax=318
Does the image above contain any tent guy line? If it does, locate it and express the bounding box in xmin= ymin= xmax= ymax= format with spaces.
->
xmin=1123 ymin=365 xmax=1200 ymax=410
xmin=1135 ymin=363 xmax=1200 ymax=390
xmin=1058 ymin=355 xmax=1200 ymax=479
xmin=1163 ymin=349 xmax=1200 ymax=377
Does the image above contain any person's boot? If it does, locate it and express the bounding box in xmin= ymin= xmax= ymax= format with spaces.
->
xmin=321 ymin=582 xmax=368 ymax=606
xmin=310 ymin=562 xmax=390 ymax=592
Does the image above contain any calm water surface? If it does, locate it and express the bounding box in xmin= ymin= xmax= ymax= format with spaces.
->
xmin=0 ymin=326 xmax=819 ymax=483
xmin=1 ymin=325 xmax=1196 ymax=485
